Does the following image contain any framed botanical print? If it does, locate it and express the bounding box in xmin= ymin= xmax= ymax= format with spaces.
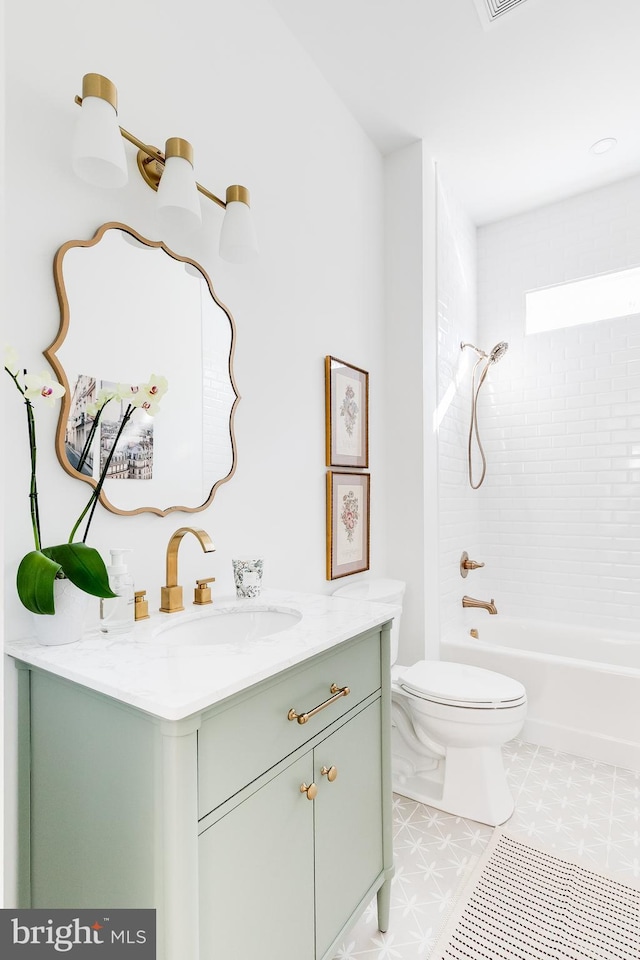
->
xmin=326 ymin=471 xmax=370 ymax=579
xmin=325 ymin=356 xmax=369 ymax=468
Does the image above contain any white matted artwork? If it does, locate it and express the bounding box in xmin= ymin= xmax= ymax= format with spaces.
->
xmin=326 ymin=471 xmax=370 ymax=579
xmin=325 ymin=356 xmax=369 ymax=468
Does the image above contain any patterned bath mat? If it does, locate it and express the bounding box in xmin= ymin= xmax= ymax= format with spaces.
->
xmin=431 ymin=829 xmax=640 ymax=959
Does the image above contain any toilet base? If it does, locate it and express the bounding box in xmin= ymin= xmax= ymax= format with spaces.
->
xmin=391 ymin=727 xmax=515 ymax=826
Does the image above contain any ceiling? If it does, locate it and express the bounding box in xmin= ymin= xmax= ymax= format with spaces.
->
xmin=269 ymin=0 xmax=640 ymax=224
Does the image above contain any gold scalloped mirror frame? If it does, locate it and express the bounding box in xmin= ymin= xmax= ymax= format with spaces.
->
xmin=46 ymin=221 xmax=240 ymax=517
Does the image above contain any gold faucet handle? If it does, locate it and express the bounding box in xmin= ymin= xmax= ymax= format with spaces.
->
xmin=194 ymin=577 xmax=216 ymax=606
xmin=460 ymin=551 xmax=485 ymax=577
xmin=134 ymin=590 xmax=150 ymax=621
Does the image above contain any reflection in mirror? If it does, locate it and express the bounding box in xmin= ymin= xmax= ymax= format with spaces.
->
xmin=47 ymin=222 xmax=240 ymax=516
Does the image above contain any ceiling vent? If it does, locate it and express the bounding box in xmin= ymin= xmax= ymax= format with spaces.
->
xmin=472 ymin=0 xmax=530 ymax=28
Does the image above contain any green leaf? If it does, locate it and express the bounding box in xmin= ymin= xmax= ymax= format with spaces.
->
xmin=42 ymin=543 xmax=117 ymax=600
xmin=16 ymin=551 xmax=62 ymax=615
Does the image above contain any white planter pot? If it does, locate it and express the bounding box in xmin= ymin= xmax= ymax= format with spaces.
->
xmin=31 ymin=578 xmax=90 ymax=646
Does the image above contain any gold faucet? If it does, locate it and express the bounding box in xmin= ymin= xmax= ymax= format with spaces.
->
xmin=462 ymin=595 xmax=498 ymax=615
xmin=160 ymin=527 xmax=216 ymax=613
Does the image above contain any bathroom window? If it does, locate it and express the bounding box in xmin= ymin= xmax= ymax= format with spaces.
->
xmin=525 ymin=264 xmax=640 ymax=334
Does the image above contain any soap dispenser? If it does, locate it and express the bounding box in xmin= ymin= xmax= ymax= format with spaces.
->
xmin=100 ymin=548 xmax=135 ymax=635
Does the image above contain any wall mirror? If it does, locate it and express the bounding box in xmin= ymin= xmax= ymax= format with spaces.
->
xmin=46 ymin=222 xmax=240 ymax=516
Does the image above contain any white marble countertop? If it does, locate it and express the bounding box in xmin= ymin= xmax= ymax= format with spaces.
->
xmin=4 ymin=588 xmax=398 ymax=722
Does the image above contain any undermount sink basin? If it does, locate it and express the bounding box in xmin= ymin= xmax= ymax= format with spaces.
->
xmin=154 ymin=606 xmax=302 ymax=646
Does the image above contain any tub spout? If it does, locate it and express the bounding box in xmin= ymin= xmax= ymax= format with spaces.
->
xmin=462 ymin=595 xmax=498 ymax=615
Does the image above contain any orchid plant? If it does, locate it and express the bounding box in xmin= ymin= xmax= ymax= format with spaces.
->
xmin=4 ymin=346 xmax=168 ymax=615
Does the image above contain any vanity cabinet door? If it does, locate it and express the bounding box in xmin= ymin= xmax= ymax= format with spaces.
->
xmin=314 ymin=701 xmax=383 ymax=958
xmin=198 ymin=752 xmax=315 ymax=960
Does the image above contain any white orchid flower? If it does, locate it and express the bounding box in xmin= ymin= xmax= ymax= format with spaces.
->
xmin=142 ymin=374 xmax=168 ymax=402
xmin=123 ymin=375 xmax=168 ymax=416
xmin=115 ymin=383 xmax=141 ymax=402
xmin=95 ymin=387 xmax=116 ymax=408
xmin=135 ymin=397 xmax=161 ymax=416
xmin=23 ymin=371 xmax=66 ymax=405
xmin=4 ymin=344 xmax=20 ymax=376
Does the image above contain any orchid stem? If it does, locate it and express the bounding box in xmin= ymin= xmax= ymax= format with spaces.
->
xmin=5 ymin=367 xmax=42 ymax=552
xmin=69 ymin=404 xmax=134 ymax=544
xmin=76 ymin=405 xmax=104 ymax=474
xmin=25 ymin=398 xmax=42 ymax=551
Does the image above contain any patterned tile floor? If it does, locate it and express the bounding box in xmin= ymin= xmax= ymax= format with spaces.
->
xmin=333 ymin=739 xmax=640 ymax=959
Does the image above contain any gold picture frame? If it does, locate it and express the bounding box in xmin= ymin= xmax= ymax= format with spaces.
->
xmin=325 ymin=356 xmax=369 ymax=468
xmin=326 ymin=471 xmax=370 ymax=580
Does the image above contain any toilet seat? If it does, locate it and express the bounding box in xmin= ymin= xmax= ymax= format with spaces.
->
xmin=398 ymin=660 xmax=526 ymax=709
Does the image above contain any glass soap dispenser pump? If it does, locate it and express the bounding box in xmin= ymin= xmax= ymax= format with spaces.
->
xmin=100 ymin=548 xmax=135 ymax=635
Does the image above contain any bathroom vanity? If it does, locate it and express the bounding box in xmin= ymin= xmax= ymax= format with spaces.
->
xmin=6 ymin=589 xmax=396 ymax=960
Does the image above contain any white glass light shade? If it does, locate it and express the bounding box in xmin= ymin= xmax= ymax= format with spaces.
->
xmin=71 ymin=96 xmax=128 ymax=188
xmin=219 ymin=200 xmax=259 ymax=263
xmin=156 ymin=155 xmax=202 ymax=239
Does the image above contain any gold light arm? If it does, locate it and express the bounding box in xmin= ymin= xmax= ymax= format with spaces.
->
xmin=74 ymin=94 xmax=228 ymax=210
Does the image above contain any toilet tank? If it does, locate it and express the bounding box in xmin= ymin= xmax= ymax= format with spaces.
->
xmin=332 ymin=579 xmax=406 ymax=664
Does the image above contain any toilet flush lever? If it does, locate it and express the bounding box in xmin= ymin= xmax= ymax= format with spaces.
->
xmin=460 ymin=551 xmax=485 ymax=578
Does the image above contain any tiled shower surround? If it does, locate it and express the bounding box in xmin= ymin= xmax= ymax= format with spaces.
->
xmin=476 ymin=313 xmax=640 ymax=631
xmin=438 ymin=173 xmax=640 ymax=634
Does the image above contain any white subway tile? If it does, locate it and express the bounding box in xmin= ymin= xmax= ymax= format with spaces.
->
xmin=444 ymin=174 xmax=640 ymax=630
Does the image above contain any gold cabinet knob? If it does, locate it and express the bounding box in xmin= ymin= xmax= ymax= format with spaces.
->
xmin=300 ymin=782 xmax=318 ymax=800
xmin=320 ymin=765 xmax=337 ymax=782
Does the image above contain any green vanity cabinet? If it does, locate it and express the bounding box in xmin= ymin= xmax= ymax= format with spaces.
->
xmin=199 ymin=700 xmax=383 ymax=960
xmin=14 ymin=621 xmax=393 ymax=960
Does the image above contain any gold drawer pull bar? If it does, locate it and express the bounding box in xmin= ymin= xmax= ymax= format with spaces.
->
xmin=288 ymin=683 xmax=351 ymax=725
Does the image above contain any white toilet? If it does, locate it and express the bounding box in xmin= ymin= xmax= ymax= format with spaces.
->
xmin=332 ymin=578 xmax=526 ymax=826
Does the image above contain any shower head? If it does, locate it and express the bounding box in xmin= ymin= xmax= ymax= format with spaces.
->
xmin=489 ymin=341 xmax=508 ymax=363
xmin=460 ymin=340 xmax=509 ymax=363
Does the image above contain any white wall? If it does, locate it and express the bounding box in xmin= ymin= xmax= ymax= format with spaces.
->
xmin=3 ymin=0 xmax=387 ymax=904
xmin=382 ymin=143 xmax=439 ymax=665
xmin=0 ymin=0 xmax=5 ymax=906
xmin=475 ymin=175 xmax=640 ymax=630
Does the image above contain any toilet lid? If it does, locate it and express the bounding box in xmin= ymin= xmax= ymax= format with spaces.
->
xmin=399 ymin=660 xmax=526 ymax=708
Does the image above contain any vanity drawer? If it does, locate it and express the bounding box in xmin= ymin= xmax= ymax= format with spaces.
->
xmin=197 ymin=629 xmax=381 ymax=819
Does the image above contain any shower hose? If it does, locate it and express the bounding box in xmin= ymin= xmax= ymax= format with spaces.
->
xmin=467 ymin=355 xmax=492 ymax=489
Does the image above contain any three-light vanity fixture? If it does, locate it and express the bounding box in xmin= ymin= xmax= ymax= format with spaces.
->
xmin=71 ymin=73 xmax=258 ymax=263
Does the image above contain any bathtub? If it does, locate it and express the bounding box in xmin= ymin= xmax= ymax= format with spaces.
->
xmin=441 ymin=618 xmax=640 ymax=772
